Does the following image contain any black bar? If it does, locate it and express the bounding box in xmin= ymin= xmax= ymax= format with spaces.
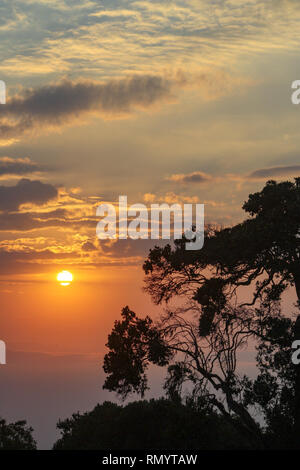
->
xmin=0 ymin=450 xmax=296 ymax=466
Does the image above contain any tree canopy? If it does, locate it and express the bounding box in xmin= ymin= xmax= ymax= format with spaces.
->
xmin=103 ymin=179 xmax=300 ymax=449
xmin=53 ymin=398 xmax=250 ymax=450
xmin=0 ymin=418 xmax=36 ymax=450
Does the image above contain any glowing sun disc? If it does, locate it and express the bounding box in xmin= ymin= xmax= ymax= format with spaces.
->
xmin=57 ymin=270 xmax=73 ymax=286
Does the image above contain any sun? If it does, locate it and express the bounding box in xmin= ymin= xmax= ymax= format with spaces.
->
xmin=57 ymin=270 xmax=73 ymax=286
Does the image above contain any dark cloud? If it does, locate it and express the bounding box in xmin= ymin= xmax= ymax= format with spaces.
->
xmin=0 ymin=70 xmax=247 ymax=144
xmin=167 ymin=171 xmax=211 ymax=184
xmin=0 ymin=156 xmax=42 ymax=176
xmin=0 ymin=76 xmax=173 ymax=141
xmin=81 ymin=240 xmax=97 ymax=252
xmin=0 ymin=178 xmax=58 ymax=211
xmin=248 ymin=165 xmax=300 ymax=179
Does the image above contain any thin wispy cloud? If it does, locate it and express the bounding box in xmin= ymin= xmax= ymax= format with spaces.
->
xmin=0 ymin=156 xmax=43 ymax=177
xmin=248 ymin=165 xmax=300 ymax=179
xmin=0 ymin=0 xmax=299 ymax=81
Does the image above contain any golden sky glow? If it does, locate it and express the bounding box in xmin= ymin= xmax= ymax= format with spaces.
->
xmin=0 ymin=0 xmax=299 ymax=347
xmin=0 ymin=0 xmax=300 ymax=448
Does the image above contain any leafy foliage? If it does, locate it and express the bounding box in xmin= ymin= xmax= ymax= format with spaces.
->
xmin=0 ymin=418 xmax=36 ymax=450
xmin=103 ymin=306 xmax=172 ymax=398
xmin=53 ymin=399 xmax=250 ymax=450
xmin=103 ymin=179 xmax=300 ymax=449
xmin=242 ymin=312 xmax=296 ymax=448
xmin=144 ymin=179 xmax=300 ymax=309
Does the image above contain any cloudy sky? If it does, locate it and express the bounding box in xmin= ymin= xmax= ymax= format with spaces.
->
xmin=0 ymin=0 xmax=300 ymax=448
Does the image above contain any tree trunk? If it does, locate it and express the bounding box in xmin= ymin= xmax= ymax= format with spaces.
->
xmin=224 ymin=389 xmax=264 ymax=449
xmin=212 ymin=396 xmax=264 ymax=449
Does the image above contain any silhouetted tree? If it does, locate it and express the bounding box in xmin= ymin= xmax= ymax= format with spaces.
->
xmin=53 ymin=398 xmax=250 ymax=450
xmin=103 ymin=179 xmax=300 ymax=448
xmin=0 ymin=418 xmax=36 ymax=450
xmin=104 ymin=305 xmax=270 ymax=447
xmin=143 ymin=178 xmax=300 ymax=443
xmin=242 ymin=311 xmax=296 ymax=449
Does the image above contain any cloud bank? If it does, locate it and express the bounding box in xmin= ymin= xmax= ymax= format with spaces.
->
xmin=0 ymin=178 xmax=58 ymax=211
